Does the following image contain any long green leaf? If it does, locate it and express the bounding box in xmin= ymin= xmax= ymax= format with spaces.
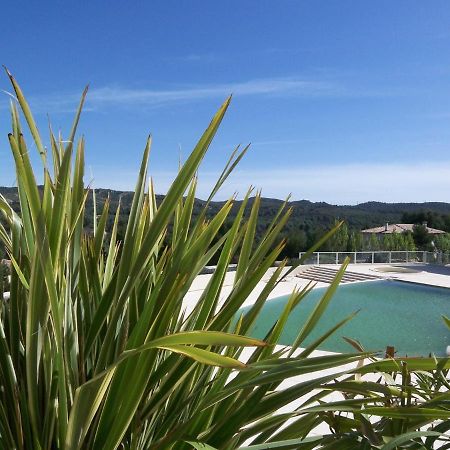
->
xmin=289 ymin=258 xmax=349 ymax=354
xmin=381 ymin=431 xmax=446 ymax=450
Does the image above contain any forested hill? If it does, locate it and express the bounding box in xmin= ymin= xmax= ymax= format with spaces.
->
xmin=1 ymin=186 xmax=450 ymax=235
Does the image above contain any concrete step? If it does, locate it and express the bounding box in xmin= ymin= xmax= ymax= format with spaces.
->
xmin=304 ymin=266 xmax=378 ymax=279
xmin=296 ymin=266 xmax=380 ymax=284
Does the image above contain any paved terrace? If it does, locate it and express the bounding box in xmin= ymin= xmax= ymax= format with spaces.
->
xmin=184 ymin=262 xmax=450 ymax=316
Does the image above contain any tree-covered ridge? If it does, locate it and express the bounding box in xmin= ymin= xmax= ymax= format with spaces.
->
xmin=2 ymin=186 xmax=450 ymax=257
xmin=4 ymin=187 xmax=450 ymax=228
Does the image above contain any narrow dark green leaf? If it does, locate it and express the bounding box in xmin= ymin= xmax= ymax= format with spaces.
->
xmin=381 ymin=431 xmax=445 ymax=450
xmin=289 ymin=258 xmax=349 ymax=353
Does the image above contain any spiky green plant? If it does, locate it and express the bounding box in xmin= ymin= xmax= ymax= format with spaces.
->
xmin=0 ymin=69 xmax=353 ymax=449
xmin=0 ymin=70 xmax=449 ymax=450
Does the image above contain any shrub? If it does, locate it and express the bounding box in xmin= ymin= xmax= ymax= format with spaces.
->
xmin=0 ymin=71 xmax=449 ymax=449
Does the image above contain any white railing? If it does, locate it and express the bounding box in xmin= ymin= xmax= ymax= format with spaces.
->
xmin=297 ymin=250 xmax=450 ymax=265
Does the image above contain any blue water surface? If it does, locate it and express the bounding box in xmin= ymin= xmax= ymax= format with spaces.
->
xmin=240 ymin=280 xmax=450 ymax=356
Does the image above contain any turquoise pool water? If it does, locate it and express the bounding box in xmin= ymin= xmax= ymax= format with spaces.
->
xmin=240 ymin=280 xmax=450 ymax=356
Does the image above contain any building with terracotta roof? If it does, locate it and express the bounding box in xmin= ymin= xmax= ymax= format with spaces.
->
xmin=361 ymin=222 xmax=445 ymax=235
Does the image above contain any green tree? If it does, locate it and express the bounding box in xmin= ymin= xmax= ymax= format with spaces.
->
xmin=413 ymin=224 xmax=431 ymax=249
xmin=348 ymin=231 xmax=363 ymax=251
xmin=391 ymin=233 xmax=406 ymax=251
xmin=404 ymin=231 xmax=416 ymax=251
xmin=280 ymin=231 xmax=307 ymax=258
xmin=328 ymin=220 xmax=349 ymax=251
xmin=434 ymin=234 xmax=450 ymax=252
xmin=368 ymin=233 xmax=380 ymax=251
xmin=382 ymin=234 xmax=393 ymax=251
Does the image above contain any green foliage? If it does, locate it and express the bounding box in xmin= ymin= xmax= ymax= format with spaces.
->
xmin=382 ymin=234 xmax=394 ymax=251
xmin=359 ymin=231 xmax=417 ymax=252
xmin=413 ymin=224 xmax=432 ymax=250
xmin=281 ymin=230 xmax=308 ymax=258
xmin=327 ymin=220 xmax=349 ymax=251
xmin=381 ymin=233 xmax=408 ymax=251
xmin=368 ymin=233 xmax=380 ymax=251
xmin=402 ymin=210 xmax=450 ymax=232
xmin=434 ymin=233 xmax=450 ymax=252
xmin=348 ymin=230 xmax=363 ymax=251
xmin=0 ymin=73 xmax=449 ymax=449
xmin=3 ymin=189 xmax=450 ymax=255
xmin=404 ymin=231 xmax=416 ymax=251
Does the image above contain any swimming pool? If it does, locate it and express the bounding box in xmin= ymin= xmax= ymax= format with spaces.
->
xmin=240 ymin=280 xmax=450 ymax=357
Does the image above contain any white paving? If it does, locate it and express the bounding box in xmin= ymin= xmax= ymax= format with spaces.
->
xmin=184 ymin=263 xmax=450 ymax=316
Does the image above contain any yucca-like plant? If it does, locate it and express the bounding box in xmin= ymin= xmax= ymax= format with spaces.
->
xmin=0 ymin=70 xmax=449 ymax=449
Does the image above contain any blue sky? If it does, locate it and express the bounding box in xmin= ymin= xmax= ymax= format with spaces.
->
xmin=1 ymin=1 xmax=450 ymax=203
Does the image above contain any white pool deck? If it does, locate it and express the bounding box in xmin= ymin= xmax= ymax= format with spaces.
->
xmin=183 ymin=263 xmax=450 ymax=440
xmin=184 ymin=262 xmax=450 ymax=317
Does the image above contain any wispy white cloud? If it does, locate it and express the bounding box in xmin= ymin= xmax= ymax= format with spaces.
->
xmin=0 ymin=89 xmax=91 ymax=114
xmin=87 ymin=77 xmax=339 ymax=107
xmin=87 ymin=161 xmax=450 ymax=205
xmin=0 ymin=76 xmax=345 ymax=114
xmin=0 ymin=72 xmax=403 ymax=115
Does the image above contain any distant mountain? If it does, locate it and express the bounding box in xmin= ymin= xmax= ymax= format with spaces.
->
xmin=2 ymin=186 xmax=449 ymax=232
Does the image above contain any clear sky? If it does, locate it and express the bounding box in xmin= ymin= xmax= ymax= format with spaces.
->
xmin=1 ymin=1 xmax=450 ymax=203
